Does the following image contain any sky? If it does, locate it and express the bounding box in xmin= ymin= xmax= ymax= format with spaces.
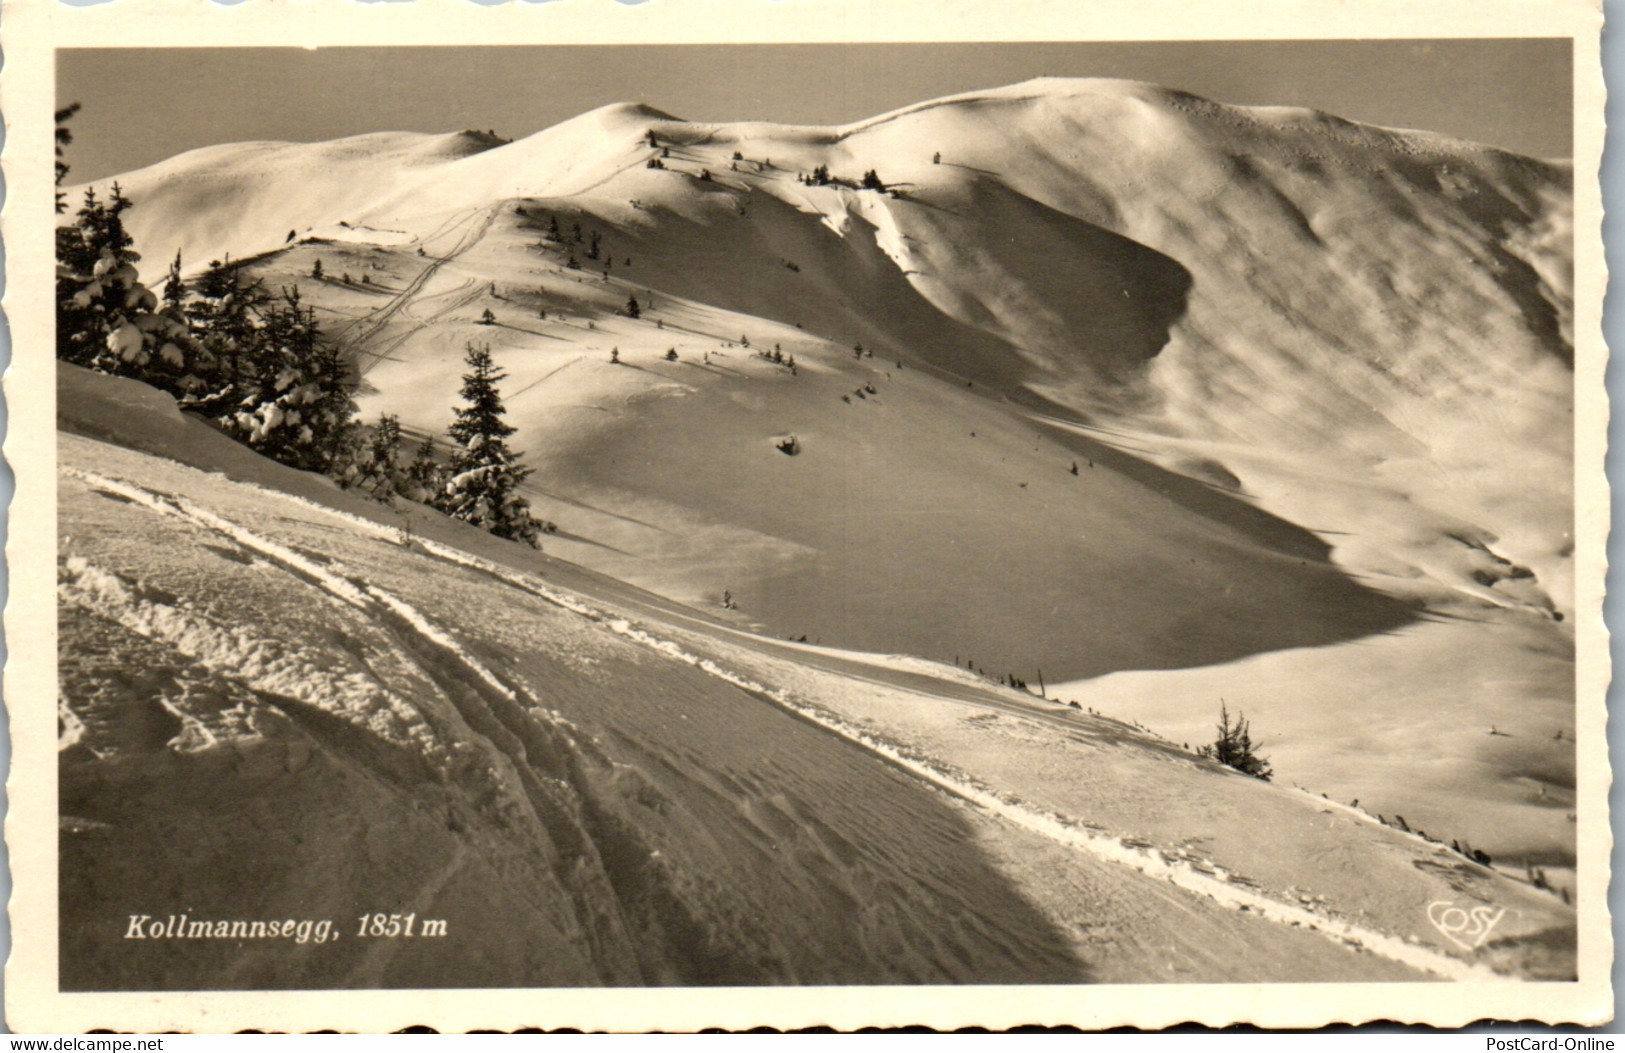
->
xmin=58 ymin=39 xmax=1572 ymax=184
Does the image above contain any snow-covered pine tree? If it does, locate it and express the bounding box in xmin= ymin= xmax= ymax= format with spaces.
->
xmin=439 ymin=342 xmax=543 ymax=546
xmin=162 ymin=251 xmax=185 ymax=312
xmin=56 ymin=185 xmax=130 ymax=366
xmin=141 ymin=248 xmax=212 ymax=396
xmin=56 ymin=183 xmax=193 ymax=392
xmin=404 ymin=434 xmax=446 ymax=505
xmin=288 ymin=298 xmax=359 ymax=475
xmin=223 ymin=289 xmax=357 ymax=474
xmin=354 ymin=413 xmax=407 ymax=499
xmin=180 ymin=258 xmax=279 ymax=419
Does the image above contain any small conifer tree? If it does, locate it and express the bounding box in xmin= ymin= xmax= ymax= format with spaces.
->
xmin=182 ymin=257 xmax=267 ymax=416
xmin=55 ymin=102 xmax=81 ymax=215
xmin=356 ymin=413 xmax=406 ymax=499
xmin=439 ymin=342 xmax=543 ymax=546
xmin=1197 ymin=703 xmax=1273 ymax=781
xmin=404 ymin=434 xmax=446 ymax=504
xmin=147 ymin=249 xmax=206 ymax=395
xmin=162 ymin=250 xmax=186 ymax=313
xmin=224 ymin=290 xmax=357 ymax=475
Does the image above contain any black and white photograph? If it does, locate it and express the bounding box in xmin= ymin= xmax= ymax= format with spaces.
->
xmin=6 ymin=0 xmax=1611 ymax=1032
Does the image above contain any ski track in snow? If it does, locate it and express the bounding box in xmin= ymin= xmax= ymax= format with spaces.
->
xmin=67 ymin=470 xmax=374 ymax=609
xmin=62 ymin=465 xmax=1501 ymax=982
xmin=337 ymin=203 xmax=503 ymax=372
xmin=63 ymin=468 xmax=587 ymax=750
xmin=358 ymin=582 xmax=517 ymax=704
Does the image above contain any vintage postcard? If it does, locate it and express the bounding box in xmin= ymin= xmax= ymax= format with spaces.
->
xmin=3 ymin=0 xmax=1611 ymax=1032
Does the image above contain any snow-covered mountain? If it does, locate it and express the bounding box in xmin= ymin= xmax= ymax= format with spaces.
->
xmin=58 ymin=78 xmax=1576 ymax=987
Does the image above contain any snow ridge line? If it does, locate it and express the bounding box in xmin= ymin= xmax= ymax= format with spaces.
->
xmin=65 ymin=470 xmax=374 ymax=611
xmin=352 ymin=533 xmax=1500 ymax=982
xmin=66 ymin=468 xmax=579 ymax=744
xmin=591 ymin=622 xmax=1499 ymax=983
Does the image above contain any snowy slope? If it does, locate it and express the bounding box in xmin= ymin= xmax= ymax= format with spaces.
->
xmin=60 ymin=77 xmax=1576 ymax=957
xmin=57 ymin=365 xmax=1574 ymax=989
xmin=86 ymin=77 xmax=1571 ymax=626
